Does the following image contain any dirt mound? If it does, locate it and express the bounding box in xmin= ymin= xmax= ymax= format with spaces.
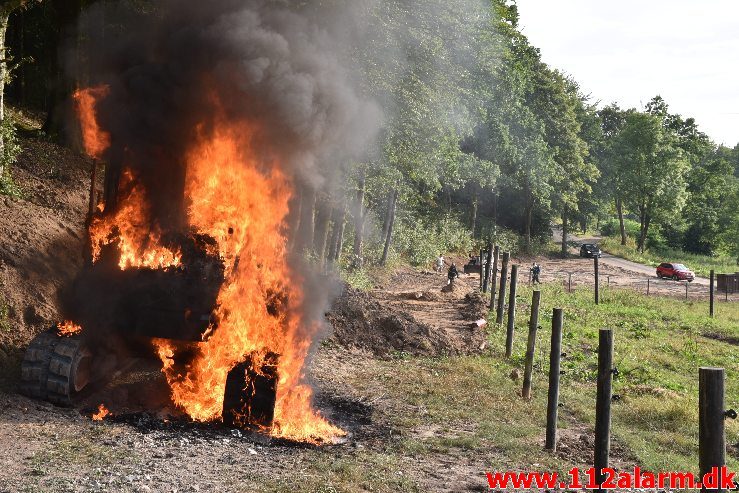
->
xmin=461 ymin=291 xmax=488 ymax=321
xmin=0 ymin=137 xmax=90 ymax=360
xmin=395 ymin=290 xmax=439 ymax=302
xmin=326 ymin=286 xmax=485 ymax=357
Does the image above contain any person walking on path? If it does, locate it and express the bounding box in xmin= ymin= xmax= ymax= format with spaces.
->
xmin=531 ymin=262 xmax=541 ymax=284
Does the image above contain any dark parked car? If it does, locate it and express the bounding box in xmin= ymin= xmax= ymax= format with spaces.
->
xmin=579 ymin=243 xmax=602 ymax=258
xmin=656 ymin=263 xmax=695 ymax=281
xmin=463 ymin=254 xmax=486 ymax=274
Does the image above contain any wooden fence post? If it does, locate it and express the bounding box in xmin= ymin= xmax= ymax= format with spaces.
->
xmin=545 ymin=308 xmax=564 ymax=450
xmin=710 ymin=270 xmax=715 ymax=318
xmin=594 ymin=328 xmax=614 ymax=491
xmin=479 ymin=249 xmax=484 ymax=291
xmin=594 ymin=256 xmax=600 ymax=305
xmin=489 ymin=246 xmax=499 ymax=309
xmin=521 ymin=290 xmax=541 ymax=399
xmin=699 ymin=367 xmax=726 ymax=493
xmin=482 ymin=243 xmax=493 ymax=293
xmin=496 ymin=252 xmax=510 ymax=325
xmin=505 ymin=265 xmax=519 ymax=358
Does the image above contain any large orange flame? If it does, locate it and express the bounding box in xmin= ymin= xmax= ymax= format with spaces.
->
xmin=88 ymin=169 xmax=182 ymax=270
xmin=76 ymin=88 xmax=343 ymax=443
xmin=156 ymin=125 xmax=343 ymax=443
xmin=74 ymin=86 xmax=111 ymax=160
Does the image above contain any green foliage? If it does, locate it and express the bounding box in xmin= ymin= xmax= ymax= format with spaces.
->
xmin=392 ymin=214 xmax=475 ymax=267
xmin=0 ymin=116 xmax=22 ymax=197
xmin=339 ymin=267 xmax=375 ymax=291
xmin=613 ymin=111 xmax=689 ymax=251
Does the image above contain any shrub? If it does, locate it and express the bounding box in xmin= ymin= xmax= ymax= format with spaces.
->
xmin=392 ymin=214 xmax=475 ymax=267
xmin=0 ymin=117 xmax=22 ymax=198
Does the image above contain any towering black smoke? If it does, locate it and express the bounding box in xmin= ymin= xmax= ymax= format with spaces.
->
xmin=78 ymin=0 xmax=380 ymax=231
xmin=63 ymin=0 xmax=382 ymax=347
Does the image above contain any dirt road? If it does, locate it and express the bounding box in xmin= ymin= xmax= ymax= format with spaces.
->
xmin=551 ymin=225 xmax=710 ymax=286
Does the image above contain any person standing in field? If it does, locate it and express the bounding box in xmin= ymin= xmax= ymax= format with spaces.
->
xmin=435 ymin=254 xmax=445 ymax=273
xmin=447 ymin=263 xmax=459 ymax=285
xmin=531 ymin=262 xmax=541 ymax=284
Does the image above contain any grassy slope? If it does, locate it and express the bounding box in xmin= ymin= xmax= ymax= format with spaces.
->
xmin=525 ymin=283 xmax=739 ymax=471
xmin=601 ymin=237 xmax=737 ymax=278
xmin=324 ymin=282 xmax=739 ymax=488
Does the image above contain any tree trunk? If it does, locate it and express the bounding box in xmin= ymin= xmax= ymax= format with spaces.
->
xmin=380 ymin=189 xmax=398 ymax=266
xmin=296 ymin=187 xmax=316 ymax=253
xmin=352 ymin=172 xmax=365 ymax=261
xmin=0 ymin=13 xmax=8 ymax=178
xmin=327 ymin=207 xmax=340 ymax=267
xmin=380 ymin=191 xmax=393 ymax=240
xmin=312 ymin=196 xmax=331 ymax=261
xmin=637 ymin=203 xmax=647 ymax=253
xmin=616 ymin=196 xmax=626 ymax=246
xmin=471 ymin=192 xmax=478 ymax=238
xmin=332 ymin=204 xmax=347 ymax=263
xmin=561 ymin=207 xmax=568 ymax=257
xmin=523 ymin=187 xmax=533 ymax=254
xmin=638 ymin=210 xmax=651 ymax=253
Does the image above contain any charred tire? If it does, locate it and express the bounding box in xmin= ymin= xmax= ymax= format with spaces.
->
xmin=46 ymin=336 xmax=93 ymax=406
xmin=20 ymin=329 xmax=62 ymax=400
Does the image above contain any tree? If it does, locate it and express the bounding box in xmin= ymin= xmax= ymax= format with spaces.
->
xmin=593 ymin=104 xmax=630 ymax=245
xmin=614 ymin=112 xmax=688 ymax=252
xmin=0 ymin=0 xmax=40 ymax=177
xmin=528 ymin=68 xmax=594 ymax=255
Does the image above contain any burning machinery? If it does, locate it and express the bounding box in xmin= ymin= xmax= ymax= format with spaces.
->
xmin=20 ymin=158 xmax=279 ymax=430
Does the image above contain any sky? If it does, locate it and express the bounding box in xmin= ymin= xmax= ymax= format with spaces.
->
xmin=515 ymin=0 xmax=739 ymax=146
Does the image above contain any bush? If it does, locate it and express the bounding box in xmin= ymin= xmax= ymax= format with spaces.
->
xmin=0 ymin=117 xmax=22 ymax=198
xmin=392 ymin=214 xmax=475 ymax=267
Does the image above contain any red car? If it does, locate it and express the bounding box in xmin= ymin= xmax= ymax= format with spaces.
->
xmin=656 ymin=262 xmax=695 ymax=282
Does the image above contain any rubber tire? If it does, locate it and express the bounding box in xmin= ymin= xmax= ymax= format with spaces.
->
xmin=20 ymin=329 xmax=62 ymax=400
xmin=46 ymin=336 xmax=92 ymax=407
xmin=672 ymin=275 xmax=678 ymax=281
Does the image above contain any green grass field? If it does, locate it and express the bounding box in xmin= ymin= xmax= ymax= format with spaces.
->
xmin=342 ymin=281 xmax=739 ymax=482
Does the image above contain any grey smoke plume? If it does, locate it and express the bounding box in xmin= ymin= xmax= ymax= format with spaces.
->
xmin=69 ymin=0 xmax=382 ymax=344
xmin=79 ymin=0 xmax=381 ymax=228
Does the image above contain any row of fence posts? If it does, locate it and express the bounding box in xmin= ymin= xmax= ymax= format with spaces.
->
xmin=480 ymin=243 xmax=734 ymax=491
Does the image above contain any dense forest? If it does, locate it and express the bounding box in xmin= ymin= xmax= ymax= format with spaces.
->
xmin=0 ymin=0 xmax=737 ymax=267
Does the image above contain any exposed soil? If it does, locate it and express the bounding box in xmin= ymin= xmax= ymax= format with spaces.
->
xmin=515 ymin=254 xmax=739 ymax=302
xmin=326 ymin=269 xmax=488 ymax=357
xmin=0 ymin=138 xmax=92 ymax=386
